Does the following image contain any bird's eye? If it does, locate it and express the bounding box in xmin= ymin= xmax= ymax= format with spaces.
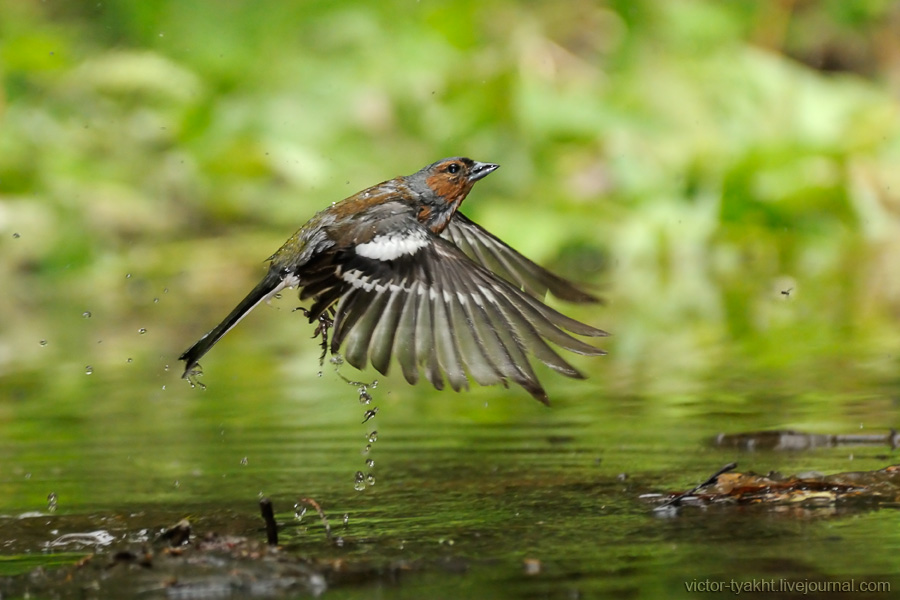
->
xmin=447 ymin=163 xmax=460 ymax=174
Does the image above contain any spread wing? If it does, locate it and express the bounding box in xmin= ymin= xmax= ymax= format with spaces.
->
xmin=442 ymin=213 xmax=600 ymax=303
xmin=299 ymin=222 xmax=607 ymax=404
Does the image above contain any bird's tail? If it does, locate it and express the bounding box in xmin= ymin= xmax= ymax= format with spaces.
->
xmin=179 ymin=270 xmax=288 ymax=378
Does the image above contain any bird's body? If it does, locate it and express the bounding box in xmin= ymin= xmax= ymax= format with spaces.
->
xmin=179 ymin=157 xmax=607 ymax=403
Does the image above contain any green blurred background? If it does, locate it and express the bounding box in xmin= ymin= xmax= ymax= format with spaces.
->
xmin=3 ymin=0 xmax=900 ymax=595
xmin=2 ymin=0 xmax=898 ymax=399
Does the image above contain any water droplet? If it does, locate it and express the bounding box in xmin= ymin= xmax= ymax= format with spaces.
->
xmin=354 ymin=471 xmax=366 ymax=491
xmin=365 ymin=458 xmax=374 ymax=468
xmin=173 ymin=480 xmax=180 ymax=488
xmin=342 ymin=513 xmax=349 ymax=526
xmin=273 ymin=293 xmax=282 ymax=300
xmin=358 ymin=386 xmax=372 ymax=404
xmin=153 ymin=297 xmax=160 ymax=303
xmin=240 ymin=457 xmax=248 ymax=466
xmin=294 ymin=504 xmax=307 ymax=521
xmin=12 ymin=232 xmax=20 ymax=238
xmin=138 ymin=328 xmax=147 ymax=334
xmin=366 ymin=473 xmax=375 ymax=486
xmin=125 ymin=273 xmax=132 ymax=279
xmin=163 ymin=287 xmax=169 ymax=294
xmin=39 ymin=340 xmax=47 ymax=346
xmin=82 ymin=311 xmax=92 ymax=318
xmin=159 ymin=31 xmax=164 ymax=37
xmin=362 ymin=408 xmax=378 ymax=423
xmin=161 ymin=385 xmax=166 ymax=390
xmin=47 ymin=492 xmax=58 ymax=512
xmin=317 ymin=371 xmax=323 ymax=377
xmin=126 ymin=358 xmax=133 ymax=364
xmin=362 ymin=444 xmax=371 ymax=455
xmin=164 ymin=364 xmax=169 ymax=371
xmin=368 ymin=431 xmax=378 ymax=443
xmin=85 ymin=365 xmax=93 ymax=375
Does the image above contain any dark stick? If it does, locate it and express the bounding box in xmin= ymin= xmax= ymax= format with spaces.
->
xmin=653 ymin=462 xmax=738 ymax=511
xmin=259 ymin=497 xmax=278 ymax=546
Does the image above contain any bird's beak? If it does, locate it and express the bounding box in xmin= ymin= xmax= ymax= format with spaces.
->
xmin=468 ymin=161 xmax=500 ymax=183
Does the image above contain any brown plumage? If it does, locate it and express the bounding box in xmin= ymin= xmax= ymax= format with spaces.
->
xmin=179 ymin=157 xmax=607 ymax=403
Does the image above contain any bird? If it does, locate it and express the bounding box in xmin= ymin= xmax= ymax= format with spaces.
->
xmin=179 ymin=157 xmax=607 ymax=404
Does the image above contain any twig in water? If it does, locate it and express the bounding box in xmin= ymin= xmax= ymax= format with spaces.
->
xmin=297 ymin=497 xmax=332 ymax=540
xmin=653 ymin=462 xmax=738 ymax=511
xmin=259 ymin=497 xmax=278 ymax=546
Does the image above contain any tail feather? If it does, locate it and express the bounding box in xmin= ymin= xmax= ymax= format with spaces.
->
xmin=179 ymin=270 xmax=289 ymax=378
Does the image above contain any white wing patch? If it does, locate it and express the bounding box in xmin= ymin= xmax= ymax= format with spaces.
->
xmin=342 ymin=269 xmax=407 ymax=294
xmin=356 ymin=230 xmax=428 ymax=261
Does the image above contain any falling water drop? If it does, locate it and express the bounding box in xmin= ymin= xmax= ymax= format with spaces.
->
xmin=240 ymin=457 xmax=248 ymax=466
xmin=39 ymin=340 xmax=48 ymax=347
xmin=82 ymin=311 xmax=92 ymax=318
xmin=368 ymin=431 xmax=378 ymax=443
xmin=353 ymin=471 xmax=366 ymax=491
xmin=47 ymin=492 xmax=58 ymax=512
xmin=138 ymin=328 xmax=147 ymax=335
xmin=85 ymin=365 xmax=93 ymax=375
xmin=342 ymin=513 xmax=349 ymax=526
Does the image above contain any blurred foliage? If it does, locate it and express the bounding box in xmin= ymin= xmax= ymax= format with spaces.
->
xmin=3 ymin=6 xmax=900 ymax=595
xmin=1 ymin=0 xmax=900 ymax=398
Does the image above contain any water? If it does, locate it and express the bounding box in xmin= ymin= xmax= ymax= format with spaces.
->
xmin=1 ymin=275 xmax=898 ymax=598
xmin=2 ymin=358 xmax=898 ymax=598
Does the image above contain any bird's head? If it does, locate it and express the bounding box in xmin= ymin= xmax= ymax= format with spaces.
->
xmin=406 ymin=157 xmax=499 ymax=232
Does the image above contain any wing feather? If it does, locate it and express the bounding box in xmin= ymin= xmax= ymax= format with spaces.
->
xmin=444 ymin=213 xmax=601 ymax=303
xmin=303 ymin=215 xmax=603 ymax=403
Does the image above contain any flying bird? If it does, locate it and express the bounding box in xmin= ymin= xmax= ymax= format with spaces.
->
xmin=179 ymin=157 xmax=607 ymax=403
